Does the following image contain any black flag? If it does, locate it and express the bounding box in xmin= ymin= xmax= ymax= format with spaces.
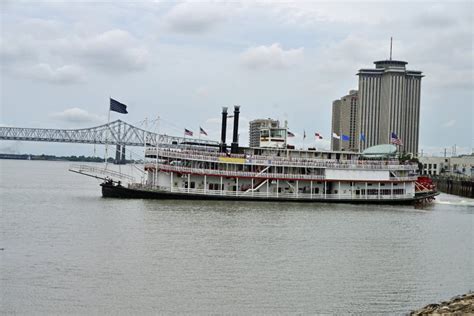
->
xmin=110 ymin=98 xmax=128 ymax=114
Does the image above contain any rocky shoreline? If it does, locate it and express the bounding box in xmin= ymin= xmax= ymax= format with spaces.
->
xmin=410 ymin=292 xmax=473 ymax=315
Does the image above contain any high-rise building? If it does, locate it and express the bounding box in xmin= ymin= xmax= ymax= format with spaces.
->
xmin=249 ymin=118 xmax=280 ymax=147
xmin=357 ymin=60 xmax=423 ymax=155
xmin=331 ymin=90 xmax=358 ymax=151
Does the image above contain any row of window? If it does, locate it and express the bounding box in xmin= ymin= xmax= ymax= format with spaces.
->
xmin=183 ymin=180 xmax=405 ymax=194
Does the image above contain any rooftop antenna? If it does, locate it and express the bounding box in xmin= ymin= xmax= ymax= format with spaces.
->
xmin=389 ymin=37 xmax=393 ymax=60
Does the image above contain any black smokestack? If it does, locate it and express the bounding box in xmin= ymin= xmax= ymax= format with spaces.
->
xmin=231 ymin=105 xmax=240 ymax=154
xmin=220 ymin=107 xmax=228 ymax=152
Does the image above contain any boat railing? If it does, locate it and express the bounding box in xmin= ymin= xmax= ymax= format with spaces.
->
xmin=151 ymin=164 xmax=326 ymax=180
xmin=395 ymin=176 xmax=418 ymax=181
xmin=143 ymin=185 xmax=414 ymax=200
xmin=145 ymin=163 xmax=418 ymax=182
xmin=69 ymin=164 xmax=135 ymax=182
xmin=150 ymin=149 xmax=416 ymax=171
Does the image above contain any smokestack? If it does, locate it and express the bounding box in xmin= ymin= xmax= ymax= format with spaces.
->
xmin=231 ymin=105 xmax=240 ymax=154
xmin=220 ymin=107 xmax=228 ymax=152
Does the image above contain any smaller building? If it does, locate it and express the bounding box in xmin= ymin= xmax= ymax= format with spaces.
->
xmin=249 ymin=118 xmax=280 ymax=148
xmin=331 ymin=90 xmax=358 ymax=152
xmin=259 ymin=126 xmax=288 ymax=149
xmin=418 ymin=155 xmax=474 ymax=177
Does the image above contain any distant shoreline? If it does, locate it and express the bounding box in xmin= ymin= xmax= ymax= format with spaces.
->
xmin=0 ymin=153 xmax=135 ymax=163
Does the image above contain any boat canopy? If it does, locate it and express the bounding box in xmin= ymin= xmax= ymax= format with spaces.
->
xmin=362 ymin=144 xmax=397 ymax=158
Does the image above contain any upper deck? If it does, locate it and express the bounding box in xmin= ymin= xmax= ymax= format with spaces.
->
xmin=145 ymin=146 xmax=417 ymax=172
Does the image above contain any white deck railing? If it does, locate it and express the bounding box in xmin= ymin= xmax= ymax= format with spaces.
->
xmin=145 ymin=163 xmax=418 ymax=182
xmin=149 ymin=163 xmax=325 ymax=180
xmin=147 ymin=148 xmax=416 ymax=171
xmin=69 ymin=164 xmax=135 ymax=182
xmin=128 ymin=183 xmax=414 ymax=200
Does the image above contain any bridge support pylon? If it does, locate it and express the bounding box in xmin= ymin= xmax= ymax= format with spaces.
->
xmin=114 ymin=145 xmax=127 ymax=164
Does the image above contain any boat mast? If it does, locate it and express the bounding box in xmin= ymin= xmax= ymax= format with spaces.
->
xmin=104 ymin=97 xmax=111 ymax=169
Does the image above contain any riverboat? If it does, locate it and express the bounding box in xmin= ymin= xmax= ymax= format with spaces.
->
xmin=71 ymin=106 xmax=438 ymax=204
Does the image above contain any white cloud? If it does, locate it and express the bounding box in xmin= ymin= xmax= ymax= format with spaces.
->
xmin=263 ymin=2 xmax=397 ymax=27
xmin=442 ymin=119 xmax=456 ymax=128
xmin=413 ymin=4 xmax=458 ymax=29
xmin=164 ymin=2 xmax=229 ymax=33
xmin=1 ymin=25 xmax=150 ymax=78
xmin=1 ymin=1 xmax=472 ymax=154
xmin=195 ymin=86 xmax=210 ymax=98
xmin=57 ymin=29 xmax=150 ymax=73
xmin=205 ymin=117 xmax=222 ymax=124
xmin=240 ymin=43 xmax=304 ymax=70
xmin=21 ymin=63 xmax=85 ymax=84
xmin=19 ymin=18 xmax=64 ymax=39
xmin=0 ymin=37 xmax=36 ymax=64
xmin=50 ymin=108 xmax=106 ymax=125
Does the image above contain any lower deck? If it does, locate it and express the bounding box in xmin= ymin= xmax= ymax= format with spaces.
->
xmin=147 ymin=170 xmax=416 ymax=201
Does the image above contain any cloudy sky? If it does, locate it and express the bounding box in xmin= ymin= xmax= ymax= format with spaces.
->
xmin=0 ymin=0 xmax=472 ymax=157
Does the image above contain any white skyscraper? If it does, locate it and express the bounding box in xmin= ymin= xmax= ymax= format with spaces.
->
xmin=357 ymin=60 xmax=423 ymax=155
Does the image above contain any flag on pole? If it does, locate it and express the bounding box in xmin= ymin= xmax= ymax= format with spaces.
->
xmin=184 ymin=129 xmax=193 ymax=136
xmin=199 ymin=127 xmax=208 ymax=136
xmin=315 ymin=132 xmax=323 ymax=139
xmin=287 ymin=131 xmax=295 ymax=137
xmin=360 ymin=133 xmax=366 ymax=141
xmin=390 ymin=132 xmax=403 ymax=145
xmin=110 ymin=98 xmax=128 ymax=114
xmin=332 ymin=132 xmax=340 ymax=140
xmin=303 ymin=130 xmax=306 ymax=139
xmin=342 ymin=135 xmax=350 ymax=141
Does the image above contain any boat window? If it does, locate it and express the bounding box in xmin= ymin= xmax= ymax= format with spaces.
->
xmin=270 ymin=129 xmax=286 ymax=138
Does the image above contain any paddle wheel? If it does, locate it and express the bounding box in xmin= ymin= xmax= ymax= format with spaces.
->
xmin=415 ymin=176 xmax=438 ymax=205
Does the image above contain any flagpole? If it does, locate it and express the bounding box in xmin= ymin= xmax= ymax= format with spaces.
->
xmin=339 ymin=131 xmax=342 ymax=151
xmin=303 ymin=130 xmax=305 ymax=150
xmin=105 ymin=98 xmax=111 ymax=169
xmin=156 ymin=115 xmax=160 ymax=141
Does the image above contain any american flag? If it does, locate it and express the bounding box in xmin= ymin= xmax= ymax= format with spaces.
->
xmin=390 ymin=132 xmax=403 ymax=145
xmin=315 ymin=132 xmax=323 ymax=139
xmin=199 ymin=127 xmax=208 ymax=136
xmin=184 ymin=128 xmax=193 ymax=136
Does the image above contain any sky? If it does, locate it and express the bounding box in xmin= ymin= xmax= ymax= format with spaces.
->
xmin=0 ymin=0 xmax=472 ymax=158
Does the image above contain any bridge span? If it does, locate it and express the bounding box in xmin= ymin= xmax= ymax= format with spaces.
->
xmin=0 ymin=120 xmax=218 ymax=162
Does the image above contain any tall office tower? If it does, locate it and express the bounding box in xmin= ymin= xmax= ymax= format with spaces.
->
xmin=357 ymin=60 xmax=423 ymax=155
xmin=249 ymin=118 xmax=280 ymax=147
xmin=331 ymin=90 xmax=359 ymax=151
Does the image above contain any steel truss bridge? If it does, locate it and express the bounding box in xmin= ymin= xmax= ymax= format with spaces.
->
xmin=0 ymin=120 xmax=218 ymax=161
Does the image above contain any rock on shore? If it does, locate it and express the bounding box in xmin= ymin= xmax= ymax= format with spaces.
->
xmin=410 ymin=292 xmax=473 ymax=315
